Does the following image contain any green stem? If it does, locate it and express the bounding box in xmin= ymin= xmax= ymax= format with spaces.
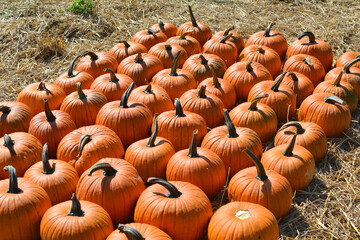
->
xmin=67 ymin=193 xmax=84 ymax=216
xmin=88 ymin=162 xmax=118 ymax=177
xmin=282 ymin=133 xmax=297 ymax=156
xmin=224 ymin=109 xmax=238 ymax=138
xmin=197 ymin=85 xmax=207 ymax=98
xmin=287 ymin=72 xmax=298 ymax=81
xmin=264 ymin=22 xmax=275 ymax=37
xmin=187 ymin=129 xmax=199 ymax=157
xmin=332 ymin=71 xmax=343 ymax=87
xmin=199 ymin=54 xmax=208 ymax=65
xmin=179 ymin=30 xmax=194 ymax=39
xmin=243 ymin=149 xmax=268 ymax=181
xmin=224 ymin=26 xmax=235 ymax=36
xmin=119 ymin=82 xmax=135 ymax=108
xmin=302 ymin=56 xmax=313 ymax=66
xmin=270 ymin=71 xmax=287 ymax=92
xmin=248 ymin=94 xmax=269 ymax=111
xmin=81 ymin=51 xmax=98 ymax=61
xmin=324 ymin=95 xmax=345 ymax=105
xmin=219 ymin=33 xmax=232 ymax=43
xmin=343 ymin=56 xmax=360 ymax=73
xmin=37 ymin=82 xmax=52 ymax=94
xmin=76 ymin=82 xmax=87 ymax=100
xmin=280 ymin=122 xmax=305 ymax=134
xmin=77 ymin=134 xmax=92 ymax=158
xmin=104 ymin=68 xmax=119 ymax=82
xmin=44 ymin=99 xmax=56 ymax=122
xmin=174 ymin=98 xmax=186 ymax=117
xmin=170 ymin=51 xmax=181 ymax=76
xmin=134 ymin=53 xmax=143 ymax=63
xmin=245 ymin=61 xmax=253 ymax=72
xmin=147 ymin=177 xmax=182 ymax=198
xmin=298 ymin=31 xmax=317 ymax=44
xmin=0 ymin=105 xmax=11 ymax=114
xmin=67 ymin=55 xmax=81 ymax=78
xmin=118 ymin=224 xmax=145 ymax=240
xmin=3 ymin=134 xmax=16 ymax=156
xmin=41 ymin=143 xmax=54 ymax=174
xmin=147 ymin=113 xmax=158 ymax=147
xmin=188 ymin=5 xmax=198 ymax=27
xmin=4 ymin=165 xmax=21 ymax=193
xmin=209 ymin=65 xmax=220 ymax=88
xmin=147 ymin=28 xmax=159 ymax=35
xmin=158 ymin=20 xmax=165 ymax=32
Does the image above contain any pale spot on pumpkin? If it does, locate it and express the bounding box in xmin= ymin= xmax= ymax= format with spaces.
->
xmin=235 ymin=209 xmax=251 ymax=219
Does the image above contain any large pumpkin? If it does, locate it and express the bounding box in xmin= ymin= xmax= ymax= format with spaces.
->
xmin=166 ymin=30 xmax=201 ymax=56
xmin=107 ymin=223 xmax=172 ymax=240
xmin=131 ymin=28 xmax=168 ymax=50
xmin=151 ymin=20 xmax=177 ymax=38
xmin=335 ymin=51 xmax=360 ymax=68
xmin=212 ymin=26 xmax=245 ymax=55
xmin=148 ymin=42 xmax=188 ymax=68
xmin=109 ymin=41 xmax=147 ymax=64
xmin=0 ymin=101 xmax=33 ymax=137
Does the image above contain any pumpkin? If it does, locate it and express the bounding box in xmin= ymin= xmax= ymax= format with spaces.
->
xmin=314 ymin=71 xmax=358 ymax=112
xmin=151 ymin=51 xmax=196 ymax=101
xmin=76 ymin=158 xmax=145 ymax=226
xmin=180 ymin=85 xmax=225 ymax=128
xmin=90 ymin=68 xmax=135 ymax=102
xmin=207 ymin=201 xmax=279 ymax=240
xmin=23 ymin=143 xmax=79 ymax=205
xmin=262 ymin=133 xmax=315 ymax=191
xmin=335 ymin=51 xmax=360 ymax=68
xmin=157 ymin=98 xmax=207 ymax=151
xmin=125 ymin=114 xmax=176 ymax=181
xmin=28 ymin=99 xmax=76 ymax=159
xmin=128 ymin=83 xmax=174 ymax=115
xmin=57 ymin=125 xmax=125 ymax=176
xmin=229 ymin=94 xmax=278 ymax=143
xmin=248 ymin=71 xmax=296 ymax=123
xmin=274 ymin=121 xmax=327 ymax=162
xmin=228 ymin=149 xmax=293 ymax=219
xmin=182 ymin=53 xmax=227 ymax=84
xmin=166 ymin=129 xmax=226 ymax=199
xmin=134 ymin=178 xmax=213 ymax=240
xmin=107 ymin=223 xmax=172 ymax=240
xmin=277 ymin=71 xmax=314 ymax=107
xmin=166 ymin=30 xmax=201 ymax=56
xmin=0 ymin=165 xmax=52 ymax=240
xmin=287 ymin=31 xmax=333 ymax=72
xmin=117 ymin=52 xmax=164 ymax=86
xmin=60 ymin=82 xmax=108 ymax=128
xmin=202 ymin=33 xmax=238 ymax=67
xmin=245 ymin=22 xmax=288 ymax=59
xmin=0 ymin=133 xmax=42 ymax=179
xmin=75 ymin=51 xmax=118 ymax=79
xmin=0 ymin=101 xmax=33 ymax=137
xmin=40 ymin=193 xmax=113 ymax=240
xmin=131 ymin=28 xmax=168 ymax=50
xmin=148 ymin=42 xmax=188 ymax=68
xmin=151 ymin=20 xmax=178 ymax=38
xmin=201 ymin=109 xmax=263 ymax=177
xmin=239 ymin=45 xmax=281 ymax=79
xmin=298 ymin=93 xmax=351 ymax=138
xmin=283 ymin=54 xmax=325 ymax=87
xmin=325 ymin=56 xmax=360 ymax=100
xmin=54 ymin=54 xmax=94 ymax=95
xmin=198 ymin=65 xmax=236 ymax=110
xmin=96 ymin=82 xmax=153 ymax=149
xmin=176 ymin=5 xmax=212 ymax=47
xmin=212 ymin=26 xmax=245 ymax=55
xmin=223 ymin=61 xmax=272 ymax=101
xmin=109 ymin=41 xmax=148 ymax=64
xmin=17 ymin=82 xmax=66 ymax=115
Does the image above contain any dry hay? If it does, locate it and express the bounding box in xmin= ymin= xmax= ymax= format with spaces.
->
xmin=0 ymin=0 xmax=359 ymax=239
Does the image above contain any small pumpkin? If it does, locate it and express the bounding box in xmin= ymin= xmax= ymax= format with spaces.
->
xmin=40 ymin=193 xmax=113 ymax=240
xmin=298 ymin=93 xmax=351 ymax=138
xmin=208 ymin=201 xmax=279 ymax=240
xmin=212 ymin=26 xmax=245 ymax=55
xmin=134 ymin=178 xmax=213 ymax=240
xmin=148 ymin=42 xmax=188 ymax=68
xmin=109 ymin=41 xmax=148 ymax=64
xmin=229 ymin=94 xmax=278 ymax=143
xmin=166 ymin=30 xmax=201 ymax=56
xmin=151 ymin=20 xmax=178 ymax=38
xmin=131 ymin=28 xmax=168 ymax=50
xmin=335 ymin=51 xmax=360 ymax=68
xmin=107 ymin=223 xmax=172 ymax=240
xmin=274 ymin=121 xmax=327 ymax=162
xmin=23 ymin=143 xmax=79 ymax=205
xmin=0 ymin=101 xmax=33 ymax=137
xmin=228 ymin=149 xmax=293 ymax=219
xmin=223 ymin=61 xmax=272 ymax=101
xmin=75 ymin=51 xmax=118 ymax=79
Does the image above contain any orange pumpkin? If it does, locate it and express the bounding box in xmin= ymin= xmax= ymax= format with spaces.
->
xmin=109 ymin=41 xmax=147 ymax=64
xmin=166 ymin=30 xmax=201 ymax=56
xmin=212 ymin=26 xmax=245 ymax=55
xmin=0 ymin=101 xmax=33 ymax=137
xmin=336 ymin=51 xmax=360 ymax=68
xmin=151 ymin=20 xmax=177 ymax=38
xmin=148 ymin=42 xmax=188 ymax=68
xmin=131 ymin=28 xmax=168 ymax=50
xmin=107 ymin=223 xmax=172 ymax=240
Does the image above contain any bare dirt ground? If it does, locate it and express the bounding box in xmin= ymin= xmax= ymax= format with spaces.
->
xmin=0 ymin=0 xmax=359 ymax=239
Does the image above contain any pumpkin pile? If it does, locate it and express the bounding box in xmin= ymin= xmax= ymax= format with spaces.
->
xmin=1 ymin=4 xmax=359 ymax=240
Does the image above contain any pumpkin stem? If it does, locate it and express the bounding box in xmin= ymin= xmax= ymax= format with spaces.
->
xmin=224 ymin=26 xmax=235 ymax=36
xmin=286 ymin=72 xmax=298 ymax=81
xmin=188 ymin=5 xmax=198 ymax=27
xmin=41 ymin=143 xmax=54 ymax=174
xmin=197 ymin=85 xmax=207 ymax=98
xmin=302 ymin=57 xmax=313 ymax=66
xmin=248 ymin=94 xmax=269 ymax=110
xmin=324 ymin=95 xmax=345 ymax=105
xmin=134 ymin=52 xmax=143 ymax=63
xmin=298 ymin=31 xmax=317 ymax=44
xmin=81 ymin=51 xmax=98 ymax=61
xmin=143 ymin=83 xmax=152 ymax=94
xmin=76 ymin=82 xmax=87 ymax=100
xmin=104 ymin=68 xmax=119 ymax=82
xmin=118 ymin=224 xmax=145 ymax=240
xmin=332 ymin=71 xmax=343 ymax=87
xmin=264 ymin=22 xmax=275 ymax=37
xmin=3 ymin=134 xmax=16 ymax=156
xmin=147 ymin=28 xmax=159 ymax=35
xmin=255 ymin=46 xmax=265 ymax=54
xmin=67 ymin=55 xmax=81 ymax=78
xmin=280 ymin=122 xmax=305 ymax=134
xmin=0 ymin=105 xmax=11 ymax=114
xmin=4 ymin=165 xmax=21 ymax=193
xmin=158 ymin=20 xmax=165 ymax=32
xmin=199 ymin=54 xmax=208 ymax=65
xmin=164 ymin=43 xmax=172 ymax=51
xmin=174 ymin=98 xmax=186 ymax=117
xmin=179 ymin=30 xmax=195 ymax=39
xmin=343 ymin=55 xmax=360 ymax=73
xmin=209 ymin=65 xmax=221 ymax=88
xmin=44 ymin=99 xmax=56 ymax=122
xmin=121 ymin=41 xmax=131 ymax=48
xmin=88 ymin=162 xmax=118 ymax=177
xmin=270 ymin=71 xmax=287 ymax=92
xmin=147 ymin=114 xmax=159 ymax=147
xmin=37 ymin=82 xmax=53 ymax=95
xmin=243 ymin=149 xmax=268 ymax=181
xmin=245 ymin=61 xmax=253 ymax=72
xmin=282 ymin=133 xmax=297 ymax=156
xmin=170 ymin=51 xmax=182 ymax=76
xmin=219 ymin=33 xmax=232 ymax=43
xmin=147 ymin=177 xmax=182 ymax=198
xmin=187 ymin=129 xmax=199 ymax=158
xmin=224 ymin=109 xmax=238 ymax=138
xmin=77 ymin=134 xmax=92 ymax=158
xmin=119 ymin=82 xmax=136 ymax=108
xmin=67 ymin=193 xmax=84 ymax=216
